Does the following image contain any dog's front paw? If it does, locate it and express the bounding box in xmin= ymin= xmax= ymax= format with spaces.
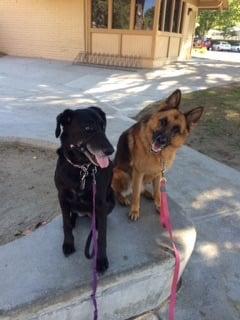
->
xmin=155 ymin=203 xmax=161 ymax=213
xmin=62 ymin=242 xmax=75 ymax=256
xmin=96 ymin=257 xmax=109 ymax=274
xmin=117 ymin=194 xmax=131 ymax=206
xmin=129 ymin=210 xmax=140 ymax=221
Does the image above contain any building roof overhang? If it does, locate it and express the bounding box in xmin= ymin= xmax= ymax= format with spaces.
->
xmin=198 ymin=0 xmax=229 ymax=10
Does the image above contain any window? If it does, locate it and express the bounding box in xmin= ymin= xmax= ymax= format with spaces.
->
xmin=179 ymin=2 xmax=185 ymax=33
xmin=164 ymin=0 xmax=173 ymax=32
xmin=91 ymin=0 xmax=108 ymax=28
xmin=159 ymin=0 xmax=185 ymax=34
xmin=90 ymin=0 xmax=186 ymax=33
xmin=135 ymin=0 xmax=156 ymax=30
xmin=112 ymin=0 xmax=131 ymax=29
xmin=172 ymin=0 xmax=181 ymax=33
xmin=159 ymin=0 xmax=166 ymax=31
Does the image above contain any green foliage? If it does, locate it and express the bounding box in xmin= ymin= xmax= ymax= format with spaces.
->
xmin=143 ymin=6 xmax=155 ymax=30
xmin=216 ymin=0 xmax=240 ymax=36
xmin=196 ymin=0 xmax=240 ymax=37
xmin=112 ymin=0 xmax=131 ymax=29
xmin=196 ymin=11 xmax=219 ymax=36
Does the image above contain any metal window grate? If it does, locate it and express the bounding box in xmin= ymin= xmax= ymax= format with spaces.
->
xmin=73 ymin=52 xmax=142 ymax=71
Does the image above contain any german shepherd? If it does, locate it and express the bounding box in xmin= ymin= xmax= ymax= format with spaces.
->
xmin=112 ymin=89 xmax=203 ymax=221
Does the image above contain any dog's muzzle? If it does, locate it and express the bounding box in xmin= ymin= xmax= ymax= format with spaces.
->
xmin=70 ymin=143 xmax=112 ymax=168
xmin=151 ymin=134 xmax=169 ymax=153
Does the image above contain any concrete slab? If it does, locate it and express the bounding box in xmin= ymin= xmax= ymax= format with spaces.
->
xmin=1 ymin=56 xmax=240 ymax=119
xmin=133 ymin=138 xmax=240 ymax=320
xmin=1 ymin=56 xmax=240 ymax=320
xmin=0 ymin=141 xmax=196 ymax=320
xmin=0 ymin=102 xmax=133 ymax=147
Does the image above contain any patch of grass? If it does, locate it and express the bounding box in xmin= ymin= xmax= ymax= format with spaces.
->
xmin=136 ymin=83 xmax=240 ymax=171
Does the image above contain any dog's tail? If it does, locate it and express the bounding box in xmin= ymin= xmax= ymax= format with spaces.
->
xmin=84 ymin=230 xmax=94 ymax=259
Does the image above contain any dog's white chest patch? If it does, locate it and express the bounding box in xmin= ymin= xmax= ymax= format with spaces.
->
xmin=72 ymin=210 xmax=91 ymax=218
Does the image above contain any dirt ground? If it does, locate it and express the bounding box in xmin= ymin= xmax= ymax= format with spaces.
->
xmin=135 ymin=82 xmax=240 ymax=171
xmin=0 ymin=141 xmax=58 ymax=246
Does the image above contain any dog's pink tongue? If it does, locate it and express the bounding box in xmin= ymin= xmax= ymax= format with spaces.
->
xmin=95 ymin=155 xmax=109 ymax=168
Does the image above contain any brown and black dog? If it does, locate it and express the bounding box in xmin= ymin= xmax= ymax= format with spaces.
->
xmin=112 ymin=89 xmax=203 ymax=221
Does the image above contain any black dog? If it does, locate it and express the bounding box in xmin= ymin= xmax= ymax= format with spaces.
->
xmin=54 ymin=107 xmax=115 ymax=273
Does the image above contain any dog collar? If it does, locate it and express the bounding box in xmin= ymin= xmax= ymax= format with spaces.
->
xmin=63 ymin=154 xmax=97 ymax=190
xmin=64 ymin=154 xmax=90 ymax=171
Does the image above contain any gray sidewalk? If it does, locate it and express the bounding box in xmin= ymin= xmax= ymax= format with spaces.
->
xmin=0 ymin=56 xmax=240 ymax=320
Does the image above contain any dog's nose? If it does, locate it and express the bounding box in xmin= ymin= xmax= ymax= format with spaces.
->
xmin=157 ymin=135 xmax=168 ymax=146
xmin=103 ymin=145 xmax=114 ymax=156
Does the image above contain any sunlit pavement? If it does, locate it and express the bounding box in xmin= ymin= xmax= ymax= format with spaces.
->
xmin=0 ymin=56 xmax=240 ymax=320
xmin=0 ymin=55 xmax=239 ymax=122
xmin=192 ymin=49 xmax=240 ymax=63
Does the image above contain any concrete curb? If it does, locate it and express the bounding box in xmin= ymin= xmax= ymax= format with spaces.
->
xmin=0 ymin=138 xmax=196 ymax=320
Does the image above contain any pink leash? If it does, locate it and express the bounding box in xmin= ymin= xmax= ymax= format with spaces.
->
xmin=91 ymin=169 xmax=98 ymax=320
xmin=90 ymin=167 xmax=180 ymax=320
xmin=160 ymin=176 xmax=181 ymax=320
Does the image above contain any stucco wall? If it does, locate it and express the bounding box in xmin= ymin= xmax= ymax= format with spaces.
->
xmin=0 ymin=0 xmax=85 ymax=61
xmin=179 ymin=3 xmax=198 ymax=60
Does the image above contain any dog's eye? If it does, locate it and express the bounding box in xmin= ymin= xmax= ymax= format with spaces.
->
xmin=172 ymin=125 xmax=180 ymax=135
xmin=160 ymin=118 xmax=167 ymax=127
xmin=85 ymin=126 xmax=92 ymax=132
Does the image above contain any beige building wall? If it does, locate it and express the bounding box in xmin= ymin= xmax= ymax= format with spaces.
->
xmin=179 ymin=3 xmax=198 ymax=60
xmin=0 ymin=0 xmax=85 ymax=61
xmin=88 ymin=0 xmax=199 ymax=68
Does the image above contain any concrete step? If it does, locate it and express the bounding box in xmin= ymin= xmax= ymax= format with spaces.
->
xmin=0 ymin=184 xmax=195 ymax=320
xmin=0 ymin=140 xmax=196 ymax=320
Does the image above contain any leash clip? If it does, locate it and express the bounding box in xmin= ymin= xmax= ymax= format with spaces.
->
xmin=160 ymin=162 xmax=167 ymax=183
xmin=80 ymin=173 xmax=87 ymax=190
xmin=79 ymin=164 xmax=90 ymax=190
xmin=92 ymin=166 xmax=97 ymax=184
xmin=160 ymin=174 xmax=167 ymax=183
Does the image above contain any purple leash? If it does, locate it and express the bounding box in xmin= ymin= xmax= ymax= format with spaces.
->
xmin=91 ymin=168 xmax=98 ymax=320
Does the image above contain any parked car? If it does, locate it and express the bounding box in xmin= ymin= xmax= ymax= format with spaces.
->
xmin=212 ymin=41 xmax=231 ymax=51
xmin=231 ymin=43 xmax=240 ymax=52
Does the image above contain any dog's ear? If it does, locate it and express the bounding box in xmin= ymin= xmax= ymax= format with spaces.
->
xmin=185 ymin=107 xmax=204 ymax=129
xmin=55 ymin=109 xmax=74 ymax=138
xmin=89 ymin=106 xmax=106 ymax=129
xmin=164 ymin=89 xmax=182 ymax=110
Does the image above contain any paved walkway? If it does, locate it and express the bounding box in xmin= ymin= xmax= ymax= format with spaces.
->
xmin=192 ymin=50 xmax=240 ymax=63
xmin=0 ymin=56 xmax=240 ymax=320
